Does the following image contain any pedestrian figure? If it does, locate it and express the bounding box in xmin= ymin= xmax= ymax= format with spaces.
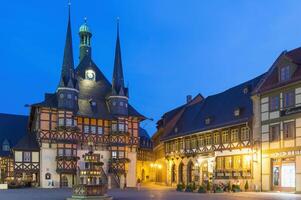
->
xmin=137 ymin=178 xmax=141 ymax=190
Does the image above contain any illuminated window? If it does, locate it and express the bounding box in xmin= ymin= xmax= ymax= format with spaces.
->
xmin=222 ymin=131 xmax=229 ymax=143
xmin=224 ymin=156 xmax=232 ymax=170
xmin=242 ymin=155 xmax=251 ymax=170
xmin=216 ymin=157 xmax=224 ymax=170
xmin=119 ymin=151 xmax=124 ymax=158
xmin=241 ymin=127 xmax=249 ymax=141
xmin=112 ymin=123 xmax=117 ymax=132
xmin=205 ymin=134 xmax=212 ymax=145
xmin=214 ymin=132 xmax=220 ymax=144
xmin=112 ymin=151 xmax=117 ymax=159
xmin=233 ymin=156 xmax=241 ymax=170
xmin=119 ymin=123 xmax=125 ymax=132
xmin=234 ymin=108 xmax=240 ymax=116
xmin=230 ymin=129 xmax=238 ymax=142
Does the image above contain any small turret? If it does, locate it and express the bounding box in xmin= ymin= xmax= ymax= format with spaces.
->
xmin=79 ymin=17 xmax=92 ymax=61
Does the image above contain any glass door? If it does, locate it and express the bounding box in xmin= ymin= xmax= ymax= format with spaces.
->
xmin=281 ymin=163 xmax=295 ymax=188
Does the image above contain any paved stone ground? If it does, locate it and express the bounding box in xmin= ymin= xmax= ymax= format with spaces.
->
xmin=1 ymin=184 xmax=301 ymax=200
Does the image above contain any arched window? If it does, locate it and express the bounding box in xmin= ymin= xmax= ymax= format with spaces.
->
xmin=171 ymin=164 xmax=176 ymax=183
xmin=178 ymin=162 xmax=184 ymax=184
xmin=187 ymin=161 xmax=194 ymax=184
xmin=2 ymin=139 xmax=10 ymax=151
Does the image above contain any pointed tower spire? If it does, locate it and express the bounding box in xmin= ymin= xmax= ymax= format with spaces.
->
xmin=57 ymin=1 xmax=78 ymax=112
xmin=60 ymin=1 xmax=75 ymax=87
xmin=112 ymin=18 xmax=125 ymax=95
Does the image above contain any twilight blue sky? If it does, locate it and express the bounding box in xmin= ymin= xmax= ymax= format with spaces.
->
xmin=1 ymin=0 xmax=301 ymax=135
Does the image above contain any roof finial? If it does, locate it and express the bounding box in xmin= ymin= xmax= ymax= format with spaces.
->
xmin=116 ymin=17 xmax=120 ymax=36
xmin=84 ymin=16 xmax=87 ymax=24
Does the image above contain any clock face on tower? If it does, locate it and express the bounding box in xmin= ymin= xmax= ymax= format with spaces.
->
xmin=85 ymin=70 xmax=96 ymax=81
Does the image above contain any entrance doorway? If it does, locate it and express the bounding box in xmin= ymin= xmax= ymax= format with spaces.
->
xmin=60 ymin=175 xmax=68 ymax=188
xmin=272 ymin=158 xmax=295 ymax=191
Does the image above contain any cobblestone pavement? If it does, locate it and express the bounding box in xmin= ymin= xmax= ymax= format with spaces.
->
xmin=1 ymin=184 xmax=301 ymax=200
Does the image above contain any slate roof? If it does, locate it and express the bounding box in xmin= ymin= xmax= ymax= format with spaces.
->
xmin=161 ymin=74 xmax=265 ymax=141
xmin=13 ymin=133 xmax=39 ymax=151
xmin=139 ymin=128 xmax=152 ymax=149
xmin=32 ymin=55 xmax=145 ymax=120
xmin=0 ymin=113 xmax=29 ymax=157
xmin=255 ymin=47 xmax=301 ymax=94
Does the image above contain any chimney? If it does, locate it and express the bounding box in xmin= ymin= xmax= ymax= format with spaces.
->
xmin=186 ymin=95 xmax=192 ymax=103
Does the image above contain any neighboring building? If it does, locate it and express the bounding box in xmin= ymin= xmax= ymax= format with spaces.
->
xmin=254 ymin=47 xmax=301 ymax=192
xmin=152 ymin=76 xmax=264 ymax=190
xmin=0 ymin=6 xmax=149 ymax=188
xmin=0 ymin=113 xmax=29 ymax=183
xmin=136 ymin=128 xmax=153 ymax=183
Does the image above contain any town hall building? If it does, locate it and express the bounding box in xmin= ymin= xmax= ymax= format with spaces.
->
xmin=0 ymin=5 xmax=153 ymax=188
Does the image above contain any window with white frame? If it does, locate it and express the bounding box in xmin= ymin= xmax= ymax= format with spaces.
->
xmin=97 ymin=127 xmax=103 ymax=135
xmin=112 ymin=151 xmax=117 ymax=159
xmin=230 ymin=129 xmax=239 ymax=142
xmin=59 ymin=118 xmax=65 ymax=126
xmin=23 ymin=152 xmax=31 ymax=162
xmin=66 ymin=118 xmax=72 ymax=126
xmin=91 ymin=126 xmax=96 ymax=134
xmin=241 ymin=127 xmax=249 ymax=141
xmin=84 ymin=125 xmax=89 ymax=133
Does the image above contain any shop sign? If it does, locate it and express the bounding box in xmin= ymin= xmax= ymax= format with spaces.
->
xmin=216 ymin=173 xmax=224 ymax=177
xmin=224 ymin=172 xmax=231 ymax=177
xmin=233 ymin=172 xmax=241 ymax=177
xmin=270 ymin=150 xmax=301 ymax=158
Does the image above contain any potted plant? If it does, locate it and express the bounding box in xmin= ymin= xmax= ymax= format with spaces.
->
xmin=185 ymin=183 xmax=193 ymax=192
xmin=176 ymin=183 xmax=185 ymax=192
xmin=198 ymin=185 xmax=206 ymax=193
xmin=232 ymin=184 xmax=241 ymax=192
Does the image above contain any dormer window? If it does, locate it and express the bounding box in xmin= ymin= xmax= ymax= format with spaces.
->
xmin=85 ymin=69 xmax=96 ymax=81
xmin=234 ymin=108 xmax=240 ymax=116
xmin=280 ymin=66 xmax=291 ymax=82
xmin=205 ymin=117 xmax=211 ymax=125
xmin=2 ymin=139 xmax=10 ymax=151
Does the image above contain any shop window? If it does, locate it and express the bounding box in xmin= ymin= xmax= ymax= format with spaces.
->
xmin=233 ymin=156 xmax=241 ymax=170
xmin=270 ymin=124 xmax=280 ymax=142
xmin=283 ymin=121 xmax=295 ymax=139
xmin=241 ymin=127 xmax=250 ymax=141
xmin=224 ymin=156 xmax=232 ymax=170
xmin=269 ymin=95 xmax=280 ymax=111
xmin=230 ymin=129 xmax=238 ymax=142
xmin=283 ymin=91 xmax=295 ymax=108
xmin=242 ymin=155 xmax=251 ymax=170
xmin=216 ymin=157 xmax=224 ymax=170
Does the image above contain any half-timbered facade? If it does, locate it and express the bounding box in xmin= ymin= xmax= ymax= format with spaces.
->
xmin=153 ymin=75 xmax=264 ymax=190
xmin=254 ymin=47 xmax=301 ymax=192
xmin=19 ymin=6 xmax=146 ymax=188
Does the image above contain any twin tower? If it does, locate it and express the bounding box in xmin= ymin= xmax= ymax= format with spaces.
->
xmin=56 ymin=5 xmax=129 ymax=117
